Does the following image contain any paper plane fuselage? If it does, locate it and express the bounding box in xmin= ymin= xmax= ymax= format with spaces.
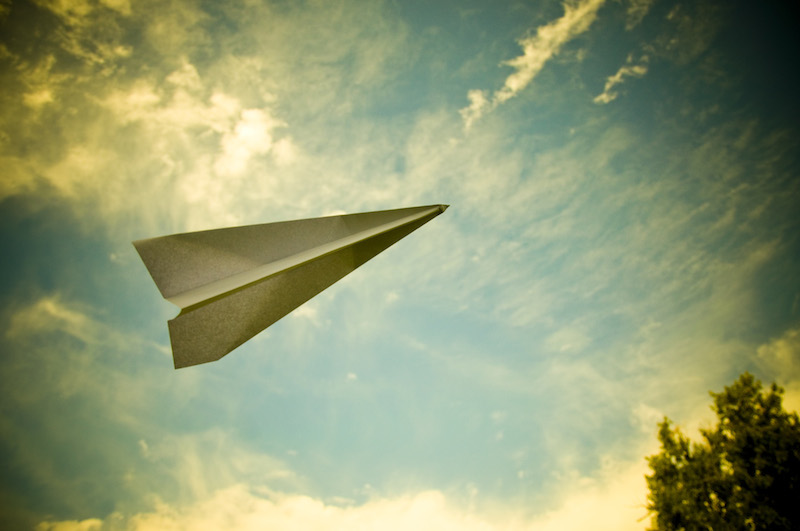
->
xmin=133 ymin=204 xmax=448 ymax=368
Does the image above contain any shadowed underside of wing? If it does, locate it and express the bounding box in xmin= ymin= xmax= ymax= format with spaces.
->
xmin=133 ymin=205 xmax=447 ymax=368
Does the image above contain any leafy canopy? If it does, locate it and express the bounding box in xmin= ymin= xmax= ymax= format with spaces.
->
xmin=646 ymin=373 xmax=800 ymax=530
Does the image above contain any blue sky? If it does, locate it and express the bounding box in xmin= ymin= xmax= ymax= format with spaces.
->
xmin=1 ymin=0 xmax=799 ymax=528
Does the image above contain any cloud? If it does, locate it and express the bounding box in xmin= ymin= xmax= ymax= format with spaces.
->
xmin=23 ymin=89 xmax=55 ymax=108
xmin=33 ymin=0 xmax=94 ymax=21
xmin=526 ymin=457 xmax=650 ymax=531
xmin=625 ymin=0 xmax=654 ymax=30
xmin=653 ymin=3 xmax=723 ymax=66
xmin=3 ymin=3 xmax=799 ymax=530
xmin=460 ymin=0 xmax=606 ymax=129
xmin=31 ymin=0 xmax=133 ymax=65
xmin=459 ymin=89 xmax=491 ymax=130
xmin=34 ymin=0 xmax=134 ymax=21
xmin=36 ymin=519 xmax=103 ymax=531
xmin=37 ymin=487 xmax=496 ymax=531
xmin=35 ymin=456 xmax=651 ymax=531
xmin=33 ymin=483 xmax=643 ymax=531
xmin=5 ymin=295 xmax=100 ymax=345
xmin=757 ymin=325 xmax=800 ymax=379
xmin=21 ymin=56 xmax=296 ymax=232
xmin=757 ymin=324 xmax=800 ymax=412
xmin=1 ymin=294 xmax=167 ymax=404
xmin=0 ymin=294 xmax=302 ymax=523
xmin=12 ymin=53 xmax=70 ymax=113
xmin=214 ymin=108 xmax=287 ymax=177
xmin=291 ymin=303 xmax=321 ymax=327
xmin=0 ymin=0 xmax=416 ymax=239
xmin=593 ymin=55 xmax=648 ymax=104
xmin=632 ymin=403 xmax=664 ymax=434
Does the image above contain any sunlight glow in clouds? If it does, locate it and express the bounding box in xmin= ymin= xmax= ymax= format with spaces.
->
xmin=37 ymin=474 xmax=650 ymax=531
xmin=2 ymin=0 xmax=799 ymax=529
xmin=214 ymin=108 xmax=285 ymax=176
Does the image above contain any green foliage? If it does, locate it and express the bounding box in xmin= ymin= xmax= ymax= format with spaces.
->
xmin=646 ymin=373 xmax=800 ymax=530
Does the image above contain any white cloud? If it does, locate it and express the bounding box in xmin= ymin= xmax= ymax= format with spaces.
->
xmin=36 ymin=455 xmax=653 ymax=531
xmin=38 ymin=487 xmax=495 ymax=531
xmin=526 ymin=459 xmax=650 ymax=531
xmin=459 ymin=89 xmax=490 ymax=130
xmin=291 ymin=304 xmax=319 ymax=324
xmin=593 ymin=55 xmax=649 ymax=104
xmin=102 ymin=70 xmax=239 ymax=132
xmin=39 ymin=59 xmax=298 ymax=232
xmin=36 ymin=478 xmax=652 ymax=531
xmin=1 ymin=0 xmax=422 ymax=240
xmin=214 ymin=108 xmax=286 ymax=176
xmin=460 ymin=0 xmax=606 ymax=128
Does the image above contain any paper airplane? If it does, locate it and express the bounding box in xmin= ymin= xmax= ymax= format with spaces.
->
xmin=133 ymin=204 xmax=448 ymax=368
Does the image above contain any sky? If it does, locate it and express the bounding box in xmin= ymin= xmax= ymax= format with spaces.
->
xmin=1 ymin=0 xmax=799 ymax=529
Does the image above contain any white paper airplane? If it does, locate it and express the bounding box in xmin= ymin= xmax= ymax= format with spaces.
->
xmin=133 ymin=204 xmax=448 ymax=368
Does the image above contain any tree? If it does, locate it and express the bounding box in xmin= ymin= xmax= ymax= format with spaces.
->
xmin=646 ymin=373 xmax=800 ymax=530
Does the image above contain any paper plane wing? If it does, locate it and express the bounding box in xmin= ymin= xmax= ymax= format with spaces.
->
xmin=133 ymin=204 xmax=448 ymax=368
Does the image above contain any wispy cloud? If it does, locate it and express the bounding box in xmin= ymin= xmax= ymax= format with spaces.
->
xmin=593 ymin=55 xmax=649 ymax=104
xmin=5 ymin=295 xmax=98 ymax=344
xmin=31 ymin=0 xmax=133 ymax=65
xmin=625 ymin=0 xmax=654 ymax=30
xmin=460 ymin=0 xmax=606 ymax=129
